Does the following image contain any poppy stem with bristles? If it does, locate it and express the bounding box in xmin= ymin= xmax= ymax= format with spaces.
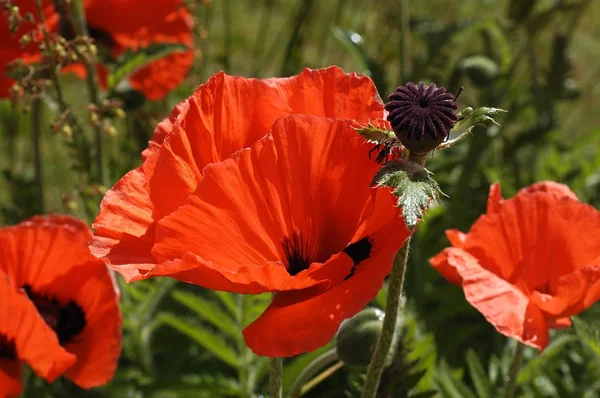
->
xmin=361 ymin=236 xmax=412 ymax=398
xmin=269 ymin=357 xmax=283 ymax=398
xmin=502 ymin=342 xmax=525 ymax=398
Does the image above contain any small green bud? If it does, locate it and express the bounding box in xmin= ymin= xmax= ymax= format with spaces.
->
xmin=62 ymin=125 xmax=73 ymax=137
xmin=336 ymin=308 xmax=385 ymax=368
xmin=459 ymin=56 xmax=499 ymax=87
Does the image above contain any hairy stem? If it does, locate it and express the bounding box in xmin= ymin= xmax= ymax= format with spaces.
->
xmin=289 ymin=349 xmax=339 ymax=398
xmin=31 ymin=98 xmax=44 ymax=213
xmin=269 ymin=357 xmax=283 ymax=398
xmin=502 ymin=342 xmax=525 ymax=398
xmin=361 ymin=237 xmax=412 ymax=398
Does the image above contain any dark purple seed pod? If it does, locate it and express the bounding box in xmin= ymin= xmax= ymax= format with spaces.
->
xmin=384 ymin=82 xmax=458 ymax=154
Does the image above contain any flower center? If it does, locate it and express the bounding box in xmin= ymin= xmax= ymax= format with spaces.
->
xmin=282 ymin=234 xmax=311 ymax=276
xmin=23 ymin=285 xmax=86 ymax=346
xmin=418 ymin=98 xmax=429 ymax=108
xmin=0 ymin=334 xmax=16 ymax=360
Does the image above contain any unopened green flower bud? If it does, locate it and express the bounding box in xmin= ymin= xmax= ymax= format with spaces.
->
xmin=336 ymin=308 xmax=385 ymax=368
xmin=62 ymin=125 xmax=73 ymax=137
xmin=459 ymin=56 xmax=499 ymax=87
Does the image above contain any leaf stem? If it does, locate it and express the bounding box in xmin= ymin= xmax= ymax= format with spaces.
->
xmin=269 ymin=357 xmax=283 ymax=398
xmin=502 ymin=342 xmax=525 ymax=398
xmin=299 ymin=361 xmax=344 ymax=396
xmin=289 ymin=348 xmax=339 ymax=398
xmin=361 ymin=237 xmax=412 ymax=398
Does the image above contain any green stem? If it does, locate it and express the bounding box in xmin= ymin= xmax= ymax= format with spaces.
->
xmin=399 ymin=0 xmax=411 ymax=81
xmin=269 ymin=357 xmax=283 ymax=398
xmin=71 ymin=0 xmax=105 ymax=185
xmin=502 ymin=342 xmax=525 ymax=398
xmin=31 ymin=98 xmax=44 ymax=213
xmin=289 ymin=349 xmax=339 ymax=398
xmin=361 ymin=237 xmax=412 ymax=398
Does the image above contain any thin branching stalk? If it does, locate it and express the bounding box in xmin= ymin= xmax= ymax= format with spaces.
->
xmin=269 ymin=357 xmax=283 ymax=398
xmin=400 ymin=0 xmax=411 ymax=81
xmin=289 ymin=348 xmax=339 ymax=398
xmin=361 ymin=237 xmax=412 ymax=398
xmin=34 ymin=0 xmax=67 ymax=111
xmin=31 ymin=98 xmax=44 ymax=212
xmin=71 ymin=0 xmax=105 ymax=185
xmin=502 ymin=342 xmax=525 ymax=398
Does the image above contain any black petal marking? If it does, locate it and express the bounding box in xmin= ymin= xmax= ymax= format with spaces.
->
xmin=282 ymin=234 xmax=312 ymax=276
xmin=23 ymin=285 xmax=86 ymax=346
xmin=343 ymin=237 xmax=373 ymax=280
xmin=0 ymin=334 xmax=16 ymax=359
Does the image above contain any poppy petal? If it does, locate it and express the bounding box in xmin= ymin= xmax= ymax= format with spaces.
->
xmin=0 ymin=359 xmax=22 ymax=398
xmin=466 ymin=192 xmax=600 ymax=293
xmin=0 ymin=215 xmax=94 ymax=288
xmin=445 ymin=229 xmax=467 ymax=248
xmin=151 ymin=115 xmax=393 ymax=291
xmin=44 ymin=265 xmax=122 ymax=388
xmin=486 ymin=182 xmax=503 ymax=214
xmin=92 ymin=67 xmax=385 ymax=279
xmin=517 ymin=181 xmax=578 ymax=200
xmin=0 ymin=273 xmax=76 ymax=385
xmin=433 ymin=248 xmax=549 ymax=349
xmin=242 ymin=191 xmax=406 ymax=356
xmin=531 ymin=261 xmax=600 ymax=318
xmin=129 ymin=50 xmax=195 ymax=100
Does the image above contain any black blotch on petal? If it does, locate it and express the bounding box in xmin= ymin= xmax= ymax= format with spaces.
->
xmin=23 ymin=285 xmax=86 ymax=346
xmin=0 ymin=334 xmax=16 ymax=359
xmin=343 ymin=237 xmax=373 ymax=280
xmin=282 ymin=234 xmax=312 ymax=276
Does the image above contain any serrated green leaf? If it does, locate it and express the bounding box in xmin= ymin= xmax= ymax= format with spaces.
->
xmin=573 ymin=317 xmax=600 ymax=359
xmin=466 ymin=349 xmax=493 ymax=398
xmin=172 ymin=290 xmax=240 ymax=339
xmin=156 ymin=312 xmax=240 ymax=370
xmin=449 ymin=106 xmax=506 ymax=138
xmin=108 ymin=43 xmax=189 ymax=90
xmin=375 ymin=164 xmax=442 ymax=231
xmin=355 ymin=123 xmax=395 ymax=143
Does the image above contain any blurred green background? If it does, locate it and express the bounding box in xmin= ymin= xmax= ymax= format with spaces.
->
xmin=3 ymin=0 xmax=600 ymax=397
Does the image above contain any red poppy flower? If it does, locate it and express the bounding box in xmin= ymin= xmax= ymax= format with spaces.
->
xmin=0 ymin=215 xmax=121 ymax=390
xmin=65 ymin=0 xmax=194 ymax=100
xmin=91 ymin=67 xmax=408 ymax=356
xmin=0 ymin=0 xmax=58 ymax=98
xmin=91 ymin=66 xmax=386 ymax=282
xmin=430 ymin=182 xmax=600 ymax=349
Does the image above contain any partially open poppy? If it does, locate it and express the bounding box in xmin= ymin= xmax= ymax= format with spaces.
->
xmin=65 ymin=0 xmax=194 ymax=100
xmin=0 ymin=0 xmax=58 ymax=98
xmin=0 ymin=215 xmax=121 ymax=389
xmin=91 ymin=66 xmax=386 ymax=282
xmin=430 ymin=182 xmax=600 ymax=349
